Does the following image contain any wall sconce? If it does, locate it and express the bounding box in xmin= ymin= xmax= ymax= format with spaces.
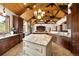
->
xmin=2 ymin=4 xmax=6 ymax=16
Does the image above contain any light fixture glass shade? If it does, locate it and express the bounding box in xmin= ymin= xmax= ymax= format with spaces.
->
xmin=41 ymin=13 xmax=44 ymax=16
xmin=38 ymin=9 xmax=42 ymax=13
xmin=34 ymin=11 xmax=37 ymax=16
xmin=41 ymin=11 xmax=45 ymax=16
xmin=37 ymin=15 xmax=41 ymax=19
xmin=40 ymin=19 xmax=43 ymax=21
xmin=42 ymin=11 xmax=45 ymax=14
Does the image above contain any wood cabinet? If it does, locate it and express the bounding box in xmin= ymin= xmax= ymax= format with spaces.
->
xmin=13 ymin=15 xmax=23 ymax=33
xmin=0 ymin=34 xmax=23 ymax=55
xmin=67 ymin=14 xmax=71 ymax=29
xmin=67 ymin=3 xmax=79 ymax=55
xmin=56 ymin=36 xmax=72 ymax=51
xmin=48 ymin=34 xmax=72 ymax=51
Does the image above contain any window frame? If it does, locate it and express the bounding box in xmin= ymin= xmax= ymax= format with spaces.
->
xmin=0 ymin=15 xmax=10 ymax=34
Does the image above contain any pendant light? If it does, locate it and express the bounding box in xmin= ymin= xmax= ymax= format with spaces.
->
xmin=34 ymin=9 xmax=45 ymax=20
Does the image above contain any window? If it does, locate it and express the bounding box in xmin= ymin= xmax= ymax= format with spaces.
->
xmin=0 ymin=15 xmax=10 ymax=33
xmin=0 ymin=16 xmax=6 ymax=33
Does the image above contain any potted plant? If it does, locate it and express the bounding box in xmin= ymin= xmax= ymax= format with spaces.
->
xmin=10 ymin=27 xmax=14 ymax=35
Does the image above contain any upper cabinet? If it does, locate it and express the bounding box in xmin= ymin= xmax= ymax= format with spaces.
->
xmin=13 ymin=15 xmax=23 ymax=33
xmin=71 ymin=4 xmax=79 ymax=15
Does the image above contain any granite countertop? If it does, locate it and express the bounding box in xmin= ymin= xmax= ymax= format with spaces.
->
xmin=49 ymin=31 xmax=71 ymax=37
xmin=24 ymin=34 xmax=52 ymax=46
xmin=0 ymin=34 xmax=18 ymax=39
xmin=32 ymin=31 xmax=71 ymax=37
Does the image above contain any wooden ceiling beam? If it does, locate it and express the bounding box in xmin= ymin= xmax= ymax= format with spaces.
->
xmin=53 ymin=9 xmax=60 ymax=17
xmin=0 ymin=3 xmax=68 ymax=24
xmin=33 ymin=5 xmax=58 ymax=11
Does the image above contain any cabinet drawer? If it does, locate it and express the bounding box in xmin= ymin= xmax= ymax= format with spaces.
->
xmin=23 ymin=47 xmax=44 ymax=56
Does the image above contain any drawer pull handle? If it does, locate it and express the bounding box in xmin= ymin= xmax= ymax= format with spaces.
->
xmin=26 ymin=53 xmax=30 ymax=56
xmin=26 ymin=45 xmax=30 ymax=47
xmin=41 ymin=48 xmax=42 ymax=53
xmin=35 ymin=48 xmax=39 ymax=52
xmin=26 ymin=44 xmax=42 ymax=53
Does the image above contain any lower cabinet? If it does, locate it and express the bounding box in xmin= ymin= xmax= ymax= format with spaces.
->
xmin=23 ymin=40 xmax=52 ymax=56
xmin=49 ymin=34 xmax=72 ymax=51
xmin=54 ymin=35 xmax=72 ymax=51
xmin=0 ymin=34 xmax=23 ymax=55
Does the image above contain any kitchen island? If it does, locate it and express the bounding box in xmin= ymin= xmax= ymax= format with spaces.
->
xmin=29 ymin=31 xmax=72 ymax=52
xmin=23 ymin=34 xmax=52 ymax=56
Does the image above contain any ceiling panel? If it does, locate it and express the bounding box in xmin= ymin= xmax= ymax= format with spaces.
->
xmin=33 ymin=5 xmax=57 ymax=11
xmin=1 ymin=3 xmax=25 ymax=15
xmin=20 ymin=10 xmax=34 ymax=21
xmin=0 ymin=3 xmax=68 ymax=24
xmin=56 ymin=10 xmax=65 ymax=18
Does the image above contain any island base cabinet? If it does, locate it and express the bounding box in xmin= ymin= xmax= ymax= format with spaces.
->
xmin=23 ymin=40 xmax=52 ymax=56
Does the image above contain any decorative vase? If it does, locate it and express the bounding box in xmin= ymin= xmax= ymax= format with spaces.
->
xmin=10 ymin=31 xmax=14 ymax=35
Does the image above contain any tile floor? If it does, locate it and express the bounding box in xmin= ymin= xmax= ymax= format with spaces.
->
xmin=2 ymin=42 xmax=23 ymax=56
xmin=2 ymin=41 xmax=73 ymax=56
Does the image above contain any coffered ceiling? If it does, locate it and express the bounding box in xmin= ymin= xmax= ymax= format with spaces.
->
xmin=0 ymin=3 xmax=68 ymax=24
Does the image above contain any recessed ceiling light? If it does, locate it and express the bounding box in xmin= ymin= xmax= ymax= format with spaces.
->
xmin=26 ymin=8 xmax=30 ymax=10
xmin=33 ymin=5 xmax=36 ymax=8
xmin=24 ymin=3 xmax=26 ymax=5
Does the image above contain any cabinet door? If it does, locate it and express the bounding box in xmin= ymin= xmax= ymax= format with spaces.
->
xmin=8 ymin=36 xmax=19 ymax=48
xmin=71 ymin=12 xmax=79 ymax=54
xmin=13 ymin=15 xmax=23 ymax=33
xmin=13 ymin=15 xmax=19 ymax=33
xmin=0 ymin=35 xmax=20 ymax=55
xmin=0 ymin=38 xmax=9 ymax=55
